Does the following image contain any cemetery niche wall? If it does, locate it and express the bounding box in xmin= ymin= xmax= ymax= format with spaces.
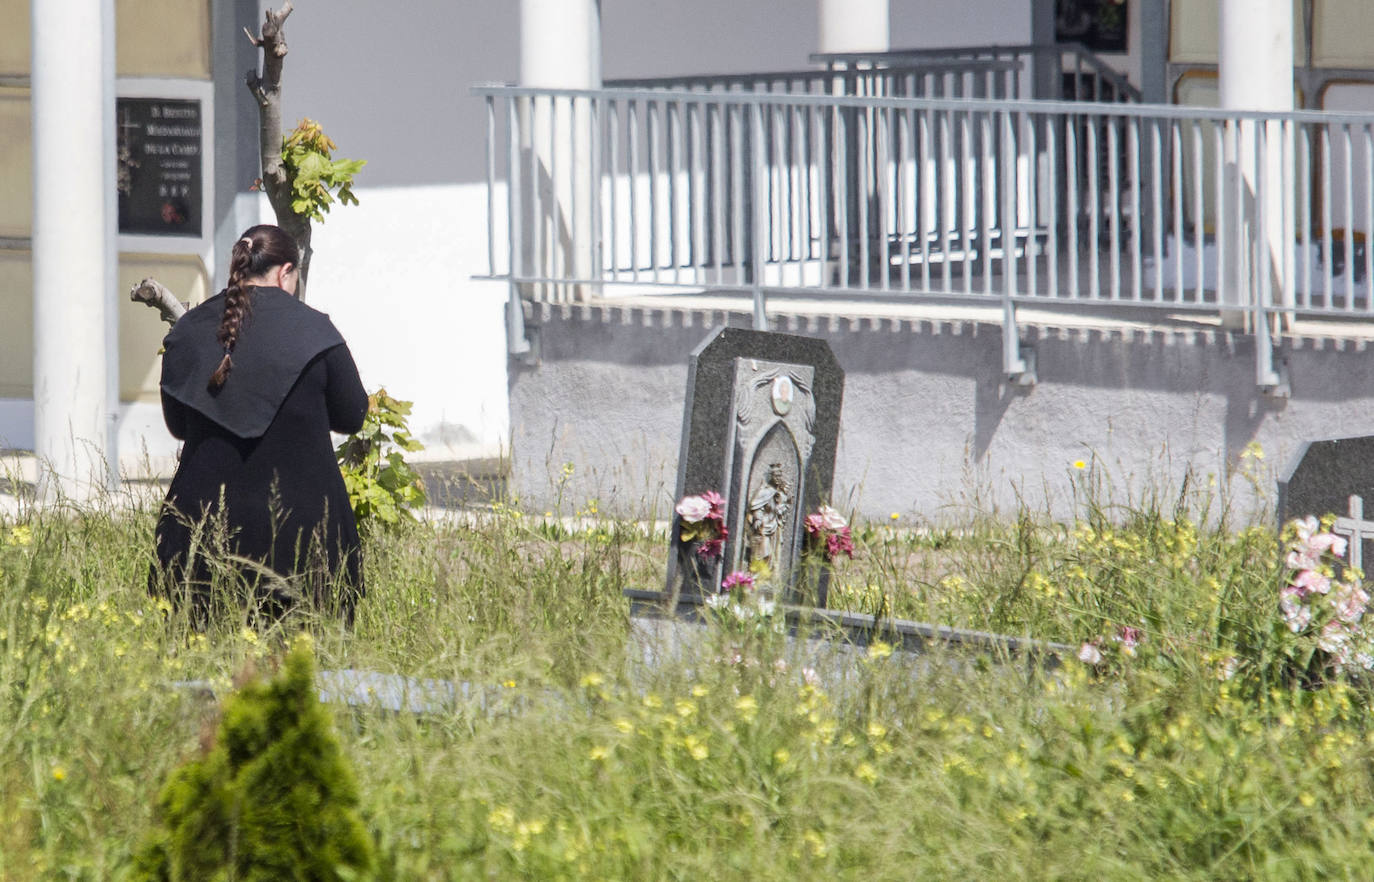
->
xmin=664 ymin=327 xmax=844 ymax=607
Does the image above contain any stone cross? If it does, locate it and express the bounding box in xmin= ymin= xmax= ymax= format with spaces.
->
xmin=1332 ymin=494 xmax=1374 ymax=573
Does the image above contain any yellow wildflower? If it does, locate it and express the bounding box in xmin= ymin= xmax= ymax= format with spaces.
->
xmin=589 ymin=745 xmax=610 ymax=761
xmin=854 ymin=762 xmax=878 ymax=784
xmin=867 ymin=640 xmax=893 ymax=660
xmin=735 ymin=694 xmax=758 ymax=722
xmin=51 ymin=765 xmax=66 ymax=782
xmin=579 ymin=672 xmax=605 ymax=688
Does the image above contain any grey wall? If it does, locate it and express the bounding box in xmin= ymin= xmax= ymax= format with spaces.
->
xmin=891 ymin=0 xmax=1031 ymax=50
xmin=274 ymin=0 xmax=828 ymax=188
xmin=507 ymin=301 xmax=1374 ymax=524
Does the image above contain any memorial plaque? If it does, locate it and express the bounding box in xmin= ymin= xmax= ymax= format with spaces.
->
xmin=117 ymin=97 xmax=203 ymax=237
xmin=666 ymin=327 xmax=844 ymax=606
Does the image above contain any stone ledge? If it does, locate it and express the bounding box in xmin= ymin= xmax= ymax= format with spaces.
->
xmin=522 ymin=294 xmax=1374 ymax=352
xmin=624 ymin=588 xmax=1069 ymax=664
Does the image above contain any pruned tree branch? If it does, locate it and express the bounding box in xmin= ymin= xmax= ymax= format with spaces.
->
xmin=244 ymin=1 xmax=314 ymax=298
xmin=130 ymin=277 xmax=187 ymax=326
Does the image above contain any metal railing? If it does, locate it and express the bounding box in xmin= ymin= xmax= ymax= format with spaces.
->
xmin=477 ymin=83 xmax=1374 ymax=388
xmin=607 ymin=58 xmax=1027 ymax=102
xmin=815 ymin=44 xmax=1143 ymax=104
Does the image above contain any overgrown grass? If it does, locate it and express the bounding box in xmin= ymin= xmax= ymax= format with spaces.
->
xmin=4 ymin=470 xmax=1374 ymax=880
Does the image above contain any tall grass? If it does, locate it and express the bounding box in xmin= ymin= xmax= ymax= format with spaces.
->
xmin=3 ymin=468 xmax=1374 ymax=880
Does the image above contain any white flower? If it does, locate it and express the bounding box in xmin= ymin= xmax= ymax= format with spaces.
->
xmin=676 ymin=494 xmax=712 ymax=523
xmin=1281 ymin=589 xmax=1312 ymax=633
xmin=1332 ymin=581 xmax=1371 ymax=624
xmin=802 ymin=667 xmax=821 ymax=687
xmin=816 ymin=504 xmax=848 ymax=531
xmin=756 ymin=599 xmax=776 ymax=617
xmin=1318 ymin=619 xmax=1352 ymax=654
xmin=1077 ymin=642 xmax=1103 ymax=665
xmin=704 ymin=593 xmax=729 ymax=609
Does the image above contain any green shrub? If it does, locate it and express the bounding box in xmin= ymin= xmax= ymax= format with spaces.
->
xmin=128 ymin=638 xmax=375 ymax=882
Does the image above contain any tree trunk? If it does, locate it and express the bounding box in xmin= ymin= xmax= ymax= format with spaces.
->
xmin=134 ymin=2 xmax=311 ymax=322
xmin=245 ymin=2 xmax=313 ymax=298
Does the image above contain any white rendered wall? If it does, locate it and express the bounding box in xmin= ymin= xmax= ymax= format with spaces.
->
xmin=304 ymin=183 xmax=511 ymax=458
xmin=818 ymin=0 xmax=888 ymax=54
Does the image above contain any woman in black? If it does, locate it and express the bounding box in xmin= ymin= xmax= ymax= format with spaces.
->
xmin=150 ymin=224 xmax=368 ymax=624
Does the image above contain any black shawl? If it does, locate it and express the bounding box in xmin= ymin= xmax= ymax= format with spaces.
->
xmin=160 ymin=286 xmax=345 ymax=439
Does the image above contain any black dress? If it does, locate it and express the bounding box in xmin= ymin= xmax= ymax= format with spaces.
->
xmin=150 ymin=286 xmax=369 ymax=622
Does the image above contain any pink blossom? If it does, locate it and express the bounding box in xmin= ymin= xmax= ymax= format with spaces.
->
xmin=701 ymin=491 xmax=726 ymax=519
xmin=1332 ymin=581 xmax=1371 ymax=624
xmin=721 ymin=570 xmax=756 ymax=592
xmin=1077 ymin=642 xmax=1103 ymax=665
xmin=1290 ymin=568 xmax=1332 ymax=596
xmin=1311 ymin=532 xmax=1349 ymax=559
xmin=696 ymin=537 xmax=725 ymax=559
xmin=1293 ymin=516 xmax=1321 ymax=542
xmin=804 ymin=513 xmax=826 ymax=536
xmin=1286 ymin=549 xmax=1323 ymax=572
xmin=1115 ymin=625 xmax=1143 ymax=648
xmin=676 ymin=494 xmax=713 ymax=523
xmin=826 ymin=527 xmax=855 ymax=560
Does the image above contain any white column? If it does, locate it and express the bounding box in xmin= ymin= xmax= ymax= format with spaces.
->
xmin=1219 ymin=0 xmax=1294 ymax=328
xmin=31 ymin=0 xmax=117 ymax=500
xmin=818 ymin=0 xmax=889 ymax=56
xmin=519 ymin=0 xmax=599 ymax=305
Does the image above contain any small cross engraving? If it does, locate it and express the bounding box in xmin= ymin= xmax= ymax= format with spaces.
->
xmin=1332 ymin=494 xmax=1374 ymax=573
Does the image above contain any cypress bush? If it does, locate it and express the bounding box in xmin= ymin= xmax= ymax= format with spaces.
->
xmin=129 ymin=637 xmax=375 ymax=881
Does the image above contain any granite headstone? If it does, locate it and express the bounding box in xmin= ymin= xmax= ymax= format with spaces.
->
xmin=1278 ymin=435 xmax=1374 ymax=571
xmin=665 ymin=327 xmax=844 ymax=605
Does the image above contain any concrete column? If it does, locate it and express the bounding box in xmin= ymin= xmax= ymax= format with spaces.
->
xmin=31 ymin=0 xmax=117 ymax=500
xmin=818 ymin=0 xmax=889 ymax=55
xmin=1219 ymin=0 xmax=1294 ymax=332
xmin=517 ymin=0 xmax=600 ymax=312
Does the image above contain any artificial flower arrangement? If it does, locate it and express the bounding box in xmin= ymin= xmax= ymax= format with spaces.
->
xmin=803 ymin=504 xmax=854 ymax=562
xmin=1074 ymin=516 xmax=1374 ymax=684
xmin=1277 ymin=515 xmax=1374 ymax=677
xmin=675 ymin=491 xmax=727 ymax=559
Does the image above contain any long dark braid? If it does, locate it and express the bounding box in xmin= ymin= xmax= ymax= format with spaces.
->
xmin=207 ymin=224 xmax=299 ymax=392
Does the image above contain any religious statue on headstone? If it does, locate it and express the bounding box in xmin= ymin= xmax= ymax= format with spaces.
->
xmin=746 ymin=462 xmax=792 ymax=569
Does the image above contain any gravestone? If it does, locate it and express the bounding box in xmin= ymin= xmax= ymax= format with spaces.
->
xmin=1278 ymin=435 xmax=1374 ymax=569
xmin=665 ymin=327 xmax=844 ymax=605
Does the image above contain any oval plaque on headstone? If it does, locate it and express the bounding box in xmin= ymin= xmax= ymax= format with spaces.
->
xmin=771 ymin=375 xmax=794 ymax=416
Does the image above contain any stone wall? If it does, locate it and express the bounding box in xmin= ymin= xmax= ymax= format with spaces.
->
xmin=508 ymin=299 xmax=1374 ymax=524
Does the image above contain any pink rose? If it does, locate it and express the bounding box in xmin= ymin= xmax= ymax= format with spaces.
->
xmin=676 ymin=494 xmax=712 ymax=523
